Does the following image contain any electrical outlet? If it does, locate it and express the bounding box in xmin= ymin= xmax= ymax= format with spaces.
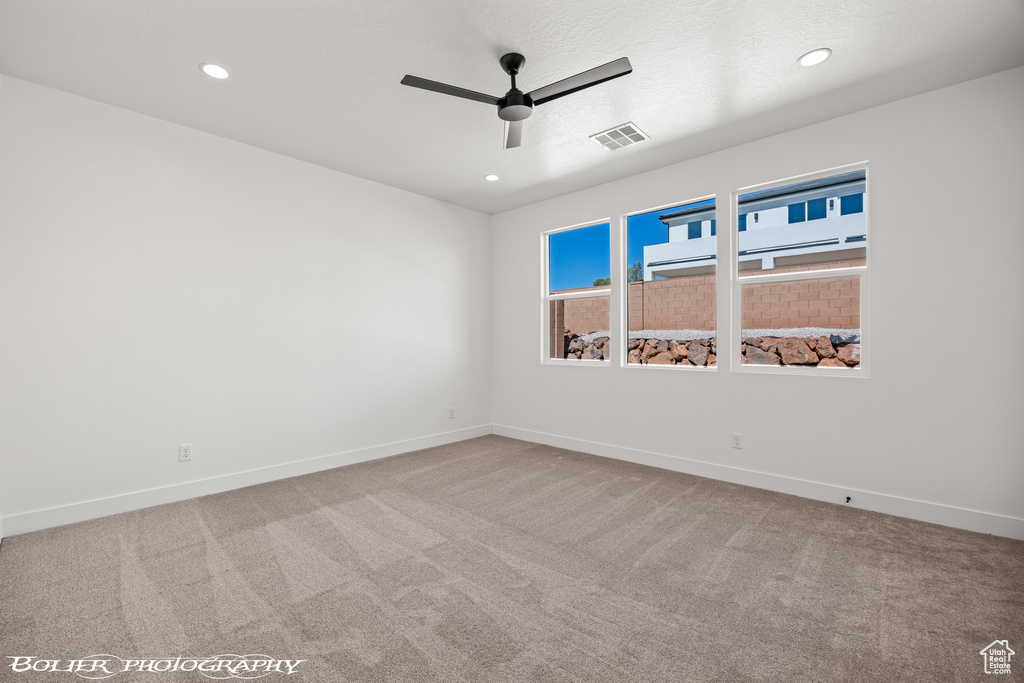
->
xmin=179 ymin=443 xmax=193 ymax=462
xmin=448 ymin=407 xmax=455 ymax=419
xmin=731 ymin=433 xmax=744 ymax=449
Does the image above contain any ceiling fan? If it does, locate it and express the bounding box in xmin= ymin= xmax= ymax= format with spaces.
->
xmin=401 ymin=53 xmax=632 ymax=149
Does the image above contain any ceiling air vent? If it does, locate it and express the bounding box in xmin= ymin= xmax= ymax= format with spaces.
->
xmin=590 ymin=122 xmax=648 ymax=150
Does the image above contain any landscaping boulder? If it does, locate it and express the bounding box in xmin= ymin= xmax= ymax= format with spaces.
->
xmin=815 ymin=336 xmax=837 ymax=358
xmin=642 ymin=340 xmax=668 ymax=362
xmin=669 ymin=341 xmax=688 ymax=361
xmin=745 ymin=346 xmax=781 ymax=365
xmin=777 ymin=337 xmax=819 ymax=365
xmin=837 ymin=343 xmax=860 ymax=366
xmin=687 ymin=343 xmax=710 ymax=366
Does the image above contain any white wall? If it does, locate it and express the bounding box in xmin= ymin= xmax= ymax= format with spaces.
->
xmin=0 ymin=76 xmax=492 ymax=535
xmin=491 ymin=67 xmax=1024 ymax=539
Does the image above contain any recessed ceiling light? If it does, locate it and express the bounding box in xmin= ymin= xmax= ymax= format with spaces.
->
xmin=797 ymin=48 xmax=832 ymax=67
xmin=200 ymin=63 xmax=229 ymax=79
xmin=484 ymin=174 xmax=500 ymax=182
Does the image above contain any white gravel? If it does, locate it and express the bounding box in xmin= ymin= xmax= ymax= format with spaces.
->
xmin=740 ymin=328 xmax=860 ymax=343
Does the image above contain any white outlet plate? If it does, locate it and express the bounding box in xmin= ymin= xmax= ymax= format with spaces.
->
xmin=179 ymin=443 xmax=193 ymax=462
xmin=448 ymin=407 xmax=455 ymax=419
xmin=731 ymin=433 xmax=744 ymax=449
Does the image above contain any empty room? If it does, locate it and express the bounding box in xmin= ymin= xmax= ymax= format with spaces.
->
xmin=1 ymin=1 xmax=1022 ymax=681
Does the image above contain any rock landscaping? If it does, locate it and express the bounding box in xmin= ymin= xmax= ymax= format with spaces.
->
xmin=564 ymin=334 xmax=611 ymax=360
xmin=626 ymin=337 xmax=716 ymax=366
xmin=560 ymin=329 xmax=860 ymax=368
xmin=740 ymin=336 xmax=860 ymax=367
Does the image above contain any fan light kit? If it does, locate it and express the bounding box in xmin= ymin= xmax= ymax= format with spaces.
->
xmin=590 ymin=122 xmax=648 ymax=150
xmin=200 ymin=63 xmax=229 ymax=79
xmin=797 ymin=48 xmax=832 ymax=67
xmin=402 ymin=52 xmax=632 ymax=149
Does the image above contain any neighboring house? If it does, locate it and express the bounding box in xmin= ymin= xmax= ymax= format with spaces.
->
xmin=644 ymin=170 xmax=867 ymax=280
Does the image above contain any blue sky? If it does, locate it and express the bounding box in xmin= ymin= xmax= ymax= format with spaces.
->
xmin=548 ymin=200 xmax=713 ymax=291
xmin=548 ymin=223 xmax=610 ymax=291
xmin=626 ymin=209 xmax=670 ymax=271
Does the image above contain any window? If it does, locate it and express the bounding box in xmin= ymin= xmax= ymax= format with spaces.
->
xmin=807 ymin=197 xmax=827 ymax=220
xmin=788 ymin=203 xmax=806 ymax=223
xmin=544 ymin=222 xmax=611 ymax=362
xmin=738 ymin=214 xmax=747 ymax=232
xmin=625 ymin=198 xmax=716 ymax=367
xmin=840 ymin=193 xmax=864 ymax=215
xmin=735 ymin=167 xmax=867 ymax=373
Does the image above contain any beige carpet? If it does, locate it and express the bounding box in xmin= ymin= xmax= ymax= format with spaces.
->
xmin=1 ymin=435 xmax=1022 ymax=681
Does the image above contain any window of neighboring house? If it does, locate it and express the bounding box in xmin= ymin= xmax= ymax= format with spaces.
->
xmin=788 ymin=202 xmax=806 ymax=223
xmin=735 ymin=166 xmax=868 ymax=374
xmin=625 ymin=197 xmax=716 ymax=368
xmin=807 ymin=197 xmax=827 ymax=220
xmin=738 ymin=214 xmax=747 ymax=232
xmin=544 ymin=222 xmax=611 ymax=362
xmin=840 ymin=193 xmax=864 ymax=215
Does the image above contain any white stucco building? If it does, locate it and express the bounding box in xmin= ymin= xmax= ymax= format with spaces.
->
xmin=644 ymin=170 xmax=867 ymax=280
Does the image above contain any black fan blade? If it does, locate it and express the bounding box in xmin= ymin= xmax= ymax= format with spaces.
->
xmin=504 ymin=120 xmax=523 ymax=149
xmin=400 ymin=75 xmax=500 ymax=106
xmin=527 ymin=57 xmax=632 ymax=106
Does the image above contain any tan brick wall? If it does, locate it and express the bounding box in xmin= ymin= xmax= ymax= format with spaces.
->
xmin=742 ymin=276 xmax=860 ymax=329
xmin=740 ymin=259 xmax=864 ymax=329
xmin=549 ymin=300 xmax=565 ymax=358
xmin=564 ymin=296 xmax=609 ymax=336
xmin=550 ymin=262 xmax=862 ymax=355
xmin=550 ymin=286 xmax=610 ymax=338
xmin=627 ymin=276 xmax=716 ymax=331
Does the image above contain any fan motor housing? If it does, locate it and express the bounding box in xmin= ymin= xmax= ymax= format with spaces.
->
xmin=498 ymin=90 xmax=533 ymax=121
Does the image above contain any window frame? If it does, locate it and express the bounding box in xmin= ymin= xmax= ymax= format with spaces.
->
xmin=730 ymin=162 xmax=871 ymax=377
xmin=541 ymin=219 xmax=613 ymax=366
xmin=620 ymin=196 xmax=718 ymax=372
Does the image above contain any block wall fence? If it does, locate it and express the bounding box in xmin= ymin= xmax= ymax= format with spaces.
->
xmin=549 ymin=259 xmax=864 ymax=357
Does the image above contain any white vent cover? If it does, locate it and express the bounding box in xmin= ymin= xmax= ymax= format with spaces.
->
xmin=590 ymin=122 xmax=649 ymax=150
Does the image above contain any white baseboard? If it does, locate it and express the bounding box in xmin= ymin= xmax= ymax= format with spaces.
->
xmin=5 ymin=423 xmax=1022 ymax=542
xmin=492 ymin=424 xmax=1024 ymax=542
xmin=1 ymin=425 xmax=493 ymax=538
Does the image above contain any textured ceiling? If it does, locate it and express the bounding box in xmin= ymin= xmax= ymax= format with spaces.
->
xmin=1 ymin=0 xmax=1022 ymax=214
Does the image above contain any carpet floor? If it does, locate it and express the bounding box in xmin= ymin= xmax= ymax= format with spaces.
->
xmin=1 ymin=435 xmax=1022 ymax=682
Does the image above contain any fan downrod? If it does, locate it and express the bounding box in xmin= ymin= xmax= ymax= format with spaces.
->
xmin=498 ymin=53 xmax=533 ymax=122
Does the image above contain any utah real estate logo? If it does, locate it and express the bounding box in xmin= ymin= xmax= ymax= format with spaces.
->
xmin=980 ymin=640 xmax=1015 ymax=675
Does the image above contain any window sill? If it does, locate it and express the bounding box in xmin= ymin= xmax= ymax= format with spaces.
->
xmin=733 ymin=363 xmax=868 ymax=378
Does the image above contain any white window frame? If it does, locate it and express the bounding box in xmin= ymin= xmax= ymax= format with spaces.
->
xmin=730 ymin=162 xmax=870 ymax=377
xmin=620 ymin=196 xmax=718 ymax=371
xmin=541 ymin=219 xmax=613 ymax=366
